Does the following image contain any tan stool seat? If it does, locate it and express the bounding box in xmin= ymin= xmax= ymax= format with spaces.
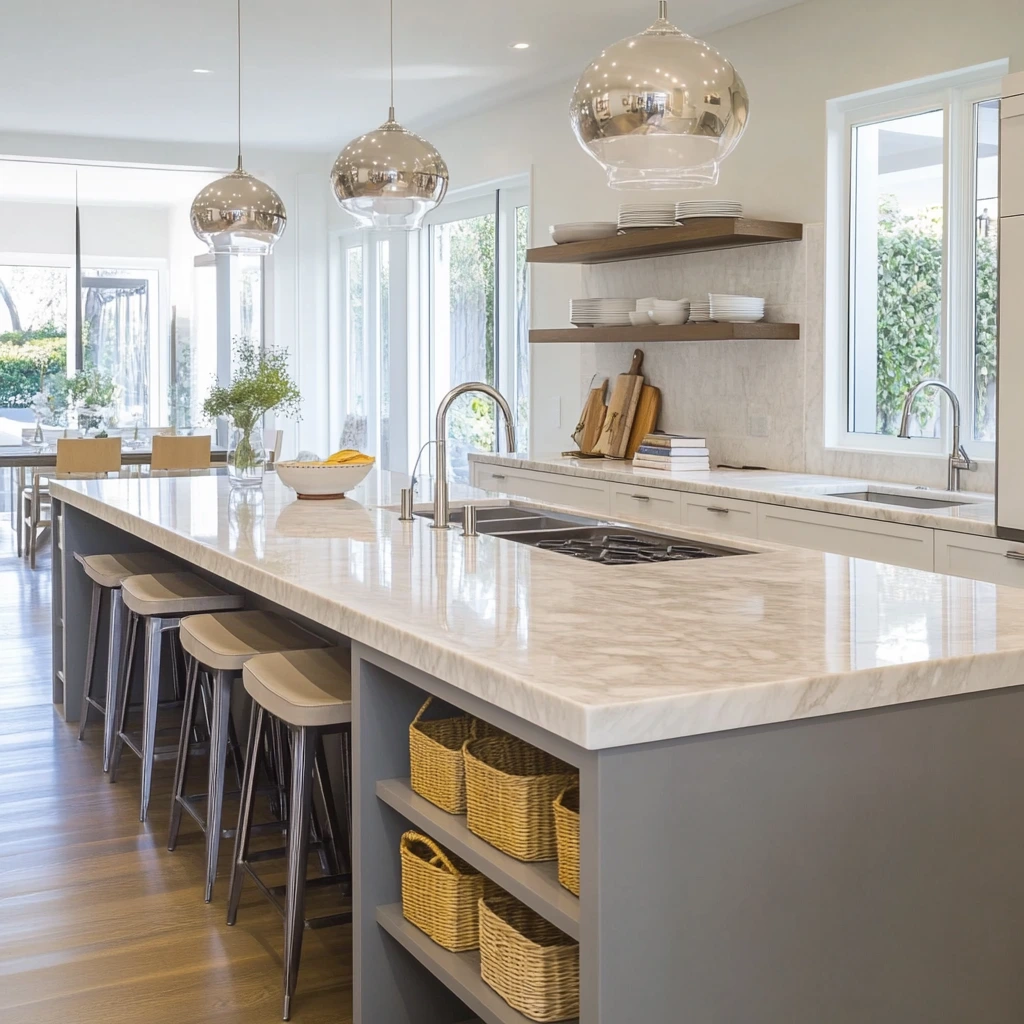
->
xmin=75 ymin=551 xmax=180 ymax=589
xmin=179 ymin=611 xmax=328 ymax=671
xmin=122 ymin=572 xmax=243 ymax=618
xmin=243 ymin=648 xmax=352 ymax=728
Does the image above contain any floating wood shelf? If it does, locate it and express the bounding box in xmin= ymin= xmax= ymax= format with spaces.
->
xmin=377 ymin=904 xmax=578 ymax=1024
xmin=530 ymin=322 xmax=801 ymax=344
xmin=526 ymin=218 xmax=803 ymax=265
xmin=377 ymin=778 xmax=580 ymax=939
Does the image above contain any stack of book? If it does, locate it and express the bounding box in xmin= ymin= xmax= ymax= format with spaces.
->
xmin=632 ymin=434 xmax=711 ymax=473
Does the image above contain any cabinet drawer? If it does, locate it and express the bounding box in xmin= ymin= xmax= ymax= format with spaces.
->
xmin=934 ymin=530 xmax=1024 ymax=587
xmin=682 ymin=494 xmax=759 ymax=538
xmin=472 ymin=466 xmax=535 ymax=499
xmin=609 ymin=483 xmax=682 ymax=524
xmin=757 ymin=504 xmax=934 ymax=570
xmin=517 ymin=472 xmax=609 ymax=514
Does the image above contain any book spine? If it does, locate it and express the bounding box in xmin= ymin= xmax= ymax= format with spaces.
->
xmin=636 ymin=446 xmax=708 ymax=457
xmin=643 ymin=438 xmax=707 ymax=449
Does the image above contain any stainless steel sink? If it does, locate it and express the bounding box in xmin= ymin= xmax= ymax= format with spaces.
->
xmin=825 ymin=490 xmax=974 ymax=510
xmin=415 ymin=504 xmax=751 ymax=565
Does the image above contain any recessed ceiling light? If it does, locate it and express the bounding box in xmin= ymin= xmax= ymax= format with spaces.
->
xmin=193 ymin=68 xmax=213 ymax=74
xmin=510 ymin=42 xmax=530 ymax=50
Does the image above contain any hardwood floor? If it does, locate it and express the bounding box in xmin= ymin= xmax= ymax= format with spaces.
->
xmin=0 ymin=536 xmax=353 ymax=1023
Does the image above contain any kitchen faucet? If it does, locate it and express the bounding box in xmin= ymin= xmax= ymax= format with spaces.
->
xmin=432 ymin=383 xmax=517 ymax=529
xmin=897 ymin=379 xmax=977 ymax=491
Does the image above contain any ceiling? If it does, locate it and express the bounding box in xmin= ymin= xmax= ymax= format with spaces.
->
xmin=1 ymin=0 xmax=803 ymax=152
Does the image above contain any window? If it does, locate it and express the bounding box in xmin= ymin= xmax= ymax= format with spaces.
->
xmin=829 ymin=63 xmax=1005 ymax=457
xmin=332 ymin=180 xmax=529 ymax=475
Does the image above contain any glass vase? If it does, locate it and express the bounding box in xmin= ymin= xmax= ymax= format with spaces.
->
xmin=227 ymin=418 xmax=266 ymax=488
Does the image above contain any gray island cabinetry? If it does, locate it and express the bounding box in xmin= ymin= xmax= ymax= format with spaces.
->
xmin=49 ymin=473 xmax=1024 ymax=1024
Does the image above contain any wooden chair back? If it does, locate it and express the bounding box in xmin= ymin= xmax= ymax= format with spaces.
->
xmin=150 ymin=434 xmax=211 ymax=471
xmin=264 ymin=428 xmax=284 ymax=465
xmin=55 ymin=437 xmax=122 ymax=476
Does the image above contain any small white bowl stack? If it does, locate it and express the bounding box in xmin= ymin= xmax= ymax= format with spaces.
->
xmin=635 ymin=297 xmax=691 ymax=325
xmin=550 ymin=222 xmax=618 ymax=244
xmin=570 ymin=298 xmax=637 ymax=327
xmin=618 ymin=202 xmax=677 ymax=231
xmin=675 ymin=201 xmax=743 ymax=220
xmin=689 ymin=298 xmax=712 ymax=323
xmin=709 ymin=293 xmax=765 ymax=322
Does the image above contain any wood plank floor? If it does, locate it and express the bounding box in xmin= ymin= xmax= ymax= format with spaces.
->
xmin=0 ymin=535 xmax=353 ymax=1023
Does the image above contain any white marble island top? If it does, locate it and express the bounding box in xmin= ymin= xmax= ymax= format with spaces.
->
xmin=51 ymin=470 xmax=1024 ymax=750
xmin=471 ymin=454 xmax=997 ymax=536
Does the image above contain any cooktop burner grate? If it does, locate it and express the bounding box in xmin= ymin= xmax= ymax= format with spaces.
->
xmin=534 ymin=532 xmax=722 ymax=565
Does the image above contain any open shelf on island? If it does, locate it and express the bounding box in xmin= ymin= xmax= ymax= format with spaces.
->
xmin=526 ymin=218 xmax=803 ymax=265
xmin=377 ymin=904 xmax=579 ymax=1024
xmin=530 ymin=322 xmax=800 ymax=344
xmin=377 ymin=778 xmax=579 ymax=939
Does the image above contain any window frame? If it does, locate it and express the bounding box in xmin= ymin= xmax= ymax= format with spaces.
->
xmin=825 ymin=61 xmax=1007 ymax=462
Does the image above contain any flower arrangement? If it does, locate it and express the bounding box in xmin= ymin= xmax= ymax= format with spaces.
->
xmin=203 ymin=340 xmax=301 ymax=483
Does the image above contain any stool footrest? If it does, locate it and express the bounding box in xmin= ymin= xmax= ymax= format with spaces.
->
xmin=237 ymin=861 xmax=352 ymax=926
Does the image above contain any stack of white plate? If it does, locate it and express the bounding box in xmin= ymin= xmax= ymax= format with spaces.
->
xmin=618 ymin=203 xmax=677 ymax=231
xmin=570 ymin=298 xmax=637 ymax=327
xmin=550 ymin=222 xmax=619 ymax=244
xmin=709 ymin=294 xmax=765 ymax=322
xmin=675 ymin=201 xmax=743 ymax=221
xmin=689 ymin=298 xmax=712 ymax=322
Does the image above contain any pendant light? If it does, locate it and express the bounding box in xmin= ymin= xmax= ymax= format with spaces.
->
xmin=190 ymin=0 xmax=287 ymax=254
xmin=570 ymin=1 xmax=749 ymax=189
xmin=330 ymin=0 xmax=449 ymax=230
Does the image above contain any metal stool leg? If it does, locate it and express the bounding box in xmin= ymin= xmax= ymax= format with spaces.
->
xmin=138 ymin=615 xmax=165 ymax=822
xmin=313 ymin=738 xmax=345 ymax=878
xmin=109 ymin=611 xmax=140 ymax=783
xmin=102 ymin=589 xmax=127 ymax=772
xmin=227 ymin=702 xmax=264 ymax=927
xmin=77 ymin=582 xmax=102 ymax=742
xmin=283 ymin=724 xmax=316 ymax=1022
xmin=204 ymin=668 xmax=234 ymax=902
xmin=168 ymin=657 xmax=202 ymax=851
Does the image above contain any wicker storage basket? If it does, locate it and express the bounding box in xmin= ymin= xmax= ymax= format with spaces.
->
xmin=552 ymin=786 xmax=580 ymax=897
xmin=409 ymin=698 xmax=488 ymax=814
xmin=400 ymin=831 xmax=486 ymax=952
xmin=478 ymin=893 xmax=580 ymax=1022
xmin=464 ymin=734 xmax=577 ymax=862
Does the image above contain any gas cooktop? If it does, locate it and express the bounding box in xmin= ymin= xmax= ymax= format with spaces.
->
xmin=534 ymin=530 xmax=726 ymax=565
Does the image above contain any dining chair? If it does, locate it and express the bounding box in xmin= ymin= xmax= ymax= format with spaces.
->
xmin=264 ymin=428 xmax=284 ymax=467
xmin=22 ymin=437 xmax=123 ymax=568
xmin=150 ymin=434 xmax=212 ymax=475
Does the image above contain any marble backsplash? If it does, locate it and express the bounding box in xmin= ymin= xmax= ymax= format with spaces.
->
xmin=577 ymin=224 xmax=995 ymax=492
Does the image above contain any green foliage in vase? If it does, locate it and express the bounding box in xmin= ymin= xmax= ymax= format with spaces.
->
xmin=43 ymin=366 xmax=118 ymax=422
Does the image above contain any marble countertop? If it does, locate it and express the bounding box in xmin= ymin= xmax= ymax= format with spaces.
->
xmin=470 ymin=454 xmax=997 ymax=536
xmin=50 ymin=470 xmax=1024 ymax=750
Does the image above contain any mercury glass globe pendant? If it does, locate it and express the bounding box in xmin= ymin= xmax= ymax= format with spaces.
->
xmin=190 ymin=0 xmax=287 ymax=255
xmin=570 ymin=0 xmax=749 ymax=189
xmin=330 ymin=0 xmax=449 ymax=230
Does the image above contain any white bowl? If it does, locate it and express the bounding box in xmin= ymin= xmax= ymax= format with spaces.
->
xmin=650 ymin=310 xmax=689 ymax=326
xmin=653 ymin=299 xmax=688 ymax=310
xmin=550 ymin=222 xmax=618 ymax=244
xmin=276 ymin=460 xmax=374 ymax=499
xmin=629 ymin=311 xmax=654 ymax=326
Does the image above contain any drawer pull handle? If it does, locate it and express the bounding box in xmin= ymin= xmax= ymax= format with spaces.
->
xmin=630 ymin=494 xmax=651 ymax=502
xmin=1005 ymin=550 xmax=1024 ymax=562
xmin=491 ymin=474 xmax=506 ymax=480
xmin=706 ymin=506 xmax=731 ymax=514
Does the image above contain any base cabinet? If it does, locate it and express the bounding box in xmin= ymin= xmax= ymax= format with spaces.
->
xmin=934 ymin=530 xmax=1024 ymax=587
xmin=608 ymin=482 xmax=682 ymax=523
xmin=682 ymin=494 xmax=759 ymax=538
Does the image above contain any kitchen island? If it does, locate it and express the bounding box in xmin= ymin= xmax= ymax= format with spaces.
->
xmin=49 ymin=471 xmax=1024 ymax=1023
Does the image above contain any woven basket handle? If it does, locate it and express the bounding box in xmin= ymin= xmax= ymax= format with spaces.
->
xmin=411 ymin=698 xmax=433 ymax=727
xmin=401 ymin=830 xmax=463 ymax=877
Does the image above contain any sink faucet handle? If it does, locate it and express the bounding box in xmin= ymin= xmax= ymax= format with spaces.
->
xmin=956 ymin=446 xmax=978 ymax=472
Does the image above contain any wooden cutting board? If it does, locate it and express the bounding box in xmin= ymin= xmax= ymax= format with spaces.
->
xmin=625 ymin=384 xmax=662 ymax=460
xmin=594 ymin=349 xmax=645 ymax=458
xmin=572 ymin=377 xmax=608 ymax=454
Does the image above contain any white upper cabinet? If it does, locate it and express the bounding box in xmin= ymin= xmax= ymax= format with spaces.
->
xmin=1002 ymin=89 xmax=1024 ymax=218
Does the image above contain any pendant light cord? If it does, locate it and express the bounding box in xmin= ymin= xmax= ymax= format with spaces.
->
xmin=236 ymin=0 xmax=243 ymax=169
xmin=388 ymin=0 xmax=395 ymax=120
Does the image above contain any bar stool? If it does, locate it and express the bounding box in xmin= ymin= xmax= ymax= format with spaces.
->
xmin=170 ymin=610 xmax=328 ymax=903
xmin=75 ymin=551 xmax=180 ymax=771
xmin=111 ymin=572 xmax=243 ymax=822
xmin=227 ymin=647 xmax=353 ymax=1021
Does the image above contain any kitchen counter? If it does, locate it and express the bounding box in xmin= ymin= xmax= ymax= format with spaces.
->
xmin=47 ymin=470 xmax=1024 ymax=1022
xmin=49 ymin=470 xmax=1024 ymax=749
xmin=470 ymin=452 xmax=997 ymax=536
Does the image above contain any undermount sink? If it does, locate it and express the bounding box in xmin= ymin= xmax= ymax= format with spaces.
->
xmin=825 ymin=490 xmax=974 ymax=510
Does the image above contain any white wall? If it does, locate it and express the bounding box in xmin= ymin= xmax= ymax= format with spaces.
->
xmin=424 ymin=0 xmax=1024 ymax=487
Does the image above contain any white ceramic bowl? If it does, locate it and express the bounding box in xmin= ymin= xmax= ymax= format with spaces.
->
xmin=276 ymin=460 xmax=374 ymax=499
xmin=635 ymin=297 xmax=658 ymax=311
xmin=650 ymin=310 xmax=689 ymax=326
xmin=550 ymin=222 xmax=619 ymax=244
xmin=653 ymin=298 xmax=688 ymax=310
xmin=629 ymin=311 xmax=654 ymax=326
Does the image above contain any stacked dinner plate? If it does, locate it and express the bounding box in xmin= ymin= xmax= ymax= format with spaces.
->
xmin=570 ymin=298 xmax=636 ymax=327
xmin=689 ymin=298 xmax=712 ymax=322
xmin=709 ymin=294 xmax=765 ymax=322
xmin=618 ymin=202 xmax=677 ymax=231
xmin=675 ymin=201 xmax=743 ymax=221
